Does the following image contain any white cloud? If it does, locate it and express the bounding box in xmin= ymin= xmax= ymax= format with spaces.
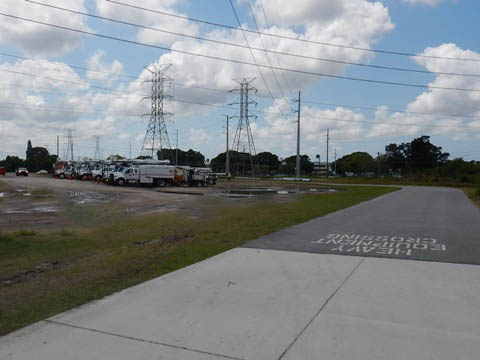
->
xmin=189 ymin=128 xmax=212 ymax=145
xmin=369 ymin=44 xmax=480 ymax=139
xmin=86 ymin=50 xmax=125 ymax=84
xmin=249 ymin=98 xmax=365 ymax=157
xmin=95 ymin=0 xmax=198 ymax=46
xmin=0 ymin=0 xmax=90 ymax=56
xmin=402 ymin=0 xmax=451 ymax=7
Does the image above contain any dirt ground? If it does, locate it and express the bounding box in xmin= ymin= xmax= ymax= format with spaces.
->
xmin=0 ymin=174 xmax=334 ymax=231
xmin=0 ymin=174 xmax=201 ymax=231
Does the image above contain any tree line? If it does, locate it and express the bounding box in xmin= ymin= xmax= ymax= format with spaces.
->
xmin=1 ymin=136 xmax=479 ymax=184
xmin=0 ymin=140 xmax=57 ymax=173
xmin=335 ymin=136 xmax=480 ymax=183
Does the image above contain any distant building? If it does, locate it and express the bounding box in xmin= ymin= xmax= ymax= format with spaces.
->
xmin=313 ymin=161 xmax=332 ymax=175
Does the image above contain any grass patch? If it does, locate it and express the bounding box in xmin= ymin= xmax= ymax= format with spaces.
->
xmin=0 ymin=185 xmax=397 ymax=335
xmin=463 ymin=187 xmax=480 ymax=208
xmin=309 ymin=176 xmax=479 ymax=188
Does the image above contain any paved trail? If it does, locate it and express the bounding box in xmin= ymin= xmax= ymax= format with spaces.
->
xmin=247 ymin=186 xmax=480 ymax=265
xmin=2 ymin=186 xmax=479 ymax=359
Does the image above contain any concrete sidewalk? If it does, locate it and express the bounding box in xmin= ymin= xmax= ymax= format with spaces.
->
xmin=2 ymin=248 xmax=480 ymax=360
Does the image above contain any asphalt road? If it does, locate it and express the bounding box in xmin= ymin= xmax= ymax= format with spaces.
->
xmin=246 ymin=186 xmax=480 ymax=265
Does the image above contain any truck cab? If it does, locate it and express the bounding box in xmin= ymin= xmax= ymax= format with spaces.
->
xmin=55 ymin=164 xmax=73 ymax=179
xmin=112 ymin=167 xmax=140 ymax=186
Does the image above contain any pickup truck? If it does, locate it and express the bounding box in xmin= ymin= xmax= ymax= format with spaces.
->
xmin=0 ymin=167 xmax=5 ymax=176
xmin=16 ymin=168 xmax=29 ymax=176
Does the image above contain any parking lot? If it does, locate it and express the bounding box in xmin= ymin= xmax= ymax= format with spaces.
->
xmin=0 ymin=173 xmax=202 ymax=231
xmin=0 ymin=173 xmax=336 ymax=231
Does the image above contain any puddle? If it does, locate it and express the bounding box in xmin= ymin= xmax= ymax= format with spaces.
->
xmin=16 ymin=189 xmax=31 ymax=196
xmin=224 ymin=188 xmax=293 ymax=196
xmin=2 ymin=206 xmax=59 ymax=214
xmin=67 ymin=191 xmax=108 ymax=204
xmin=220 ymin=187 xmax=336 ymax=198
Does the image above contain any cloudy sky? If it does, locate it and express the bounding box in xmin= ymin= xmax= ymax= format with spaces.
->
xmin=0 ymin=0 xmax=479 ymax=162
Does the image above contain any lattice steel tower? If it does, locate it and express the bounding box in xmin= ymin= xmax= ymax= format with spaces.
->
xmin=230 ymin=78 xmax=258 ymax=176
xmin=65 ymin=128 xmax=74 ymax=161
xmin=140 ymin=64 xmax=173 ymax=159
xmin=94 ymin=136 xmax=101 ymax=160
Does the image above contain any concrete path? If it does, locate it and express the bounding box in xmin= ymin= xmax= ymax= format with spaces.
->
xmin=1 ymin=186 xmax=480 ymax=359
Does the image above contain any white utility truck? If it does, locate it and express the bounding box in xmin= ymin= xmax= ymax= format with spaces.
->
xmin=112 ymin=164 xmax=175 ymax=187
xmin=55 ymin=162 xmax=75 ymax=179
xmin=174 ymin=166 xmax=217 ymax=187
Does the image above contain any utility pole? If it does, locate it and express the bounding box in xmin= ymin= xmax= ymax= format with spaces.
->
xmin=224 ymin=115 xmax=230 ymax=174
xmin=141 ymin=64 xmax=173 ymax=160
xmin=56 ymin=135 xmax=59 ymax=159
xmin=175 ymin=129 xmax=179 ymax=165
xmin=334 ymin=148 xmax=337 ymax=176
xmin=129 ymin=142 xmax=132 ymax=160
xmin=295 ymin=91 xmax=301 ymax=180
xmin=326 ymin=129 xmax=330 ymax=178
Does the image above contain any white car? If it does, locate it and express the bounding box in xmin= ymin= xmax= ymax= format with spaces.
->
xmin=16 ymin=168 xmax=29 ymax=176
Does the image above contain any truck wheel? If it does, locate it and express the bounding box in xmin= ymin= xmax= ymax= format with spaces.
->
xmin=117 ymin=178 xmax=125 ymax=186
xmin=59 ymin=173 xmax=65 ymax=179
xmin=157 ymin=179 xmax=166 ymax=187
xmin=94 ymin=175 xmax=101 ymax=182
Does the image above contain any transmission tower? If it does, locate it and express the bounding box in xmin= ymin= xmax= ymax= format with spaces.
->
xmin=140 ymin=64 xmax=173 ymax=160
xmin=230 ymin=78 xmax=258 ymax=176
xmin=65 ymin=129 xmax=74 ymax=162
xmin=94 ymin=136 xmax=101 ymax=160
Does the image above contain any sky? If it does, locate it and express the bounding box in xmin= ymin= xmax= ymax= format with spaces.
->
xmin=0 ymin=0 xmax=479 ymax=162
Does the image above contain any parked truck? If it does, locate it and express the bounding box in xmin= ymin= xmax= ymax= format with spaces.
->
xmin=111 ymin=164 xmax=175 ymax=187
xmin=174 ymin=166 xmax=217 ymax=187
xmin=55 ymin=162 xmax=74 ymax=179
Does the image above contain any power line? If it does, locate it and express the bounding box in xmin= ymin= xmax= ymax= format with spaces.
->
xmin=245 ymin=0 xmax=287 ymax=99
xmin=1 ymin=66 xmax=477 ymax=120
xmin=104 ymin=0 xmax=480 ymax=63
xmin=2 ymin=63 xmax=478 ymax=129
xmin=2 ymin=12 xmax=480 ymax=92
xmin=0 ymin=67 xmax=139 ymax=94
xmin=0 ymin=51 xmax=138 ymax=80
xmin=228 ymin=0 xmax=284 ymax=116
xmin=0 ymin=101 xmax=143 ymax=117
xmin=257 ymin=0 xmax=294 ymax=97
xmin=300 ymin=100 xmax=480 ymax=119
xmin=2 ymin=49 xmax=477 ymax=119
xmin=24 ymin=1 xmax=480 ymax=78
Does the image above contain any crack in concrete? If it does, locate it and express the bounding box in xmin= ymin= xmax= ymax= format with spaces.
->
xmin=43 ymin=319 xmax=244 ymax=360
xmin=277 ymin=256 xmax=366 ymax=360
